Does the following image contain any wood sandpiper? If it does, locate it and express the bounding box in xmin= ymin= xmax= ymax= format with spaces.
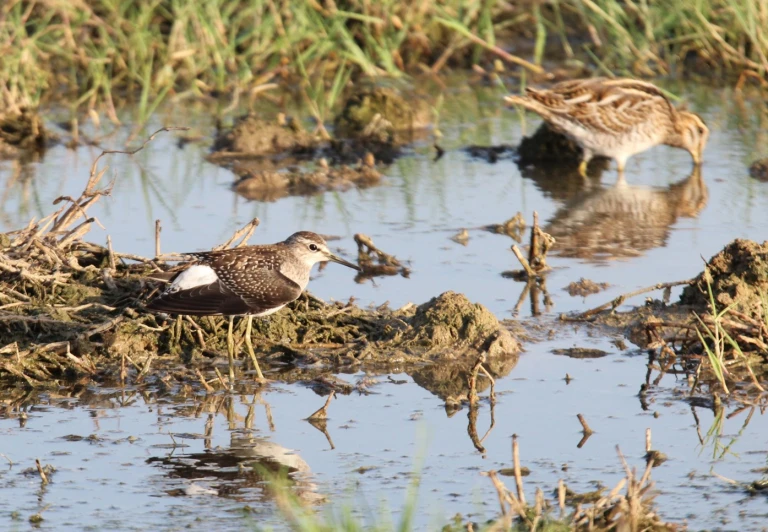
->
xmin=504 ymin=77 xmax=709 ymax=176
xmin=146 ymin=231 xmax=360 ymax=383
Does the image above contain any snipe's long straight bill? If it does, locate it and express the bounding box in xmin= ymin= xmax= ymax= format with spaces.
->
xmin=326 ymin=253 xmax=361 ymax=271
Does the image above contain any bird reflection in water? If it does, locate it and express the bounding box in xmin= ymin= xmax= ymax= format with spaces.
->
xmin=545 ymin=167 xmax=708 ymax=261
xmin=147 ymin=394 xmax=325 ymax=506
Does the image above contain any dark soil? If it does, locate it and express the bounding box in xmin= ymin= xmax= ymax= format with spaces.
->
xmin=749 ymin=158 xmax=768 ymax=182
xmin=516 ymin=122 xmax=610 ymax=172
xmin=680 ymin=239 xmax=768 ymax=319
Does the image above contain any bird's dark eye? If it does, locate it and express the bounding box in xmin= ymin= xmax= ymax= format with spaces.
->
xmin=308 ymin=243 xmax=319 ymax=252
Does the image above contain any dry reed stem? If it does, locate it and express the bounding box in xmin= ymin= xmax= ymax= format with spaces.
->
xmin=35 ymin=459 xmax=48 ymax=484
xmin=155 ymin=219 xmax=162 ymax=259
xmin=307 ymin=390 xmax=335 ymax=420
xmin=512 ymin=434 xmax=526 ymax=506
xmin=575 ymin=278 xmax=694 ymax=319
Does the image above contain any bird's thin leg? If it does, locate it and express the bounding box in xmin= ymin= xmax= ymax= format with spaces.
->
xmin=243 ymin=315 xmax=265 ymax=382
xmin=616 ymin=156 xmax=627 ymax=176
xmin=227 ymin=315 xmax=236 ymax=388
xmin=578 ymin=150 xmax=592 ymax=179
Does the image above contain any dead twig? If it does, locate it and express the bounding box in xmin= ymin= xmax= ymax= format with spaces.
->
xmin=307 ymin=390 xmax=336 ymax=420
xmin=574 ymin=279 xmax=694 ymax=319
xmin=35 ymin=459 xmax=48 ymax=485
xmin=215 ymin=218 xmax=261 ymax=250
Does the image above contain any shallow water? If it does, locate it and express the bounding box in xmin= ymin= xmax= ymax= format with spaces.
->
xmin=2 ymin=81 xmax=768 ymax=530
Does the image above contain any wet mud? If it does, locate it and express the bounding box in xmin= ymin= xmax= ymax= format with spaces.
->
xmin=0 ymin=108 xmax=48 ymax=159
xmin=516 ymin=122 xmax=610 ymax=174
xmin=208 ymin=86 xmax=432 ymax=202
xmin=564 ymin=278 xmax=609 ymax=297
xmin=578 ymin=238 xmax=768 ymax=389
xmin=210 ymin=114 xmax=319 ymax=158
xmin=333 ymin=86 xmax=432 ymax=145
xmin=680 ymin=238 xmax=768 ymax=318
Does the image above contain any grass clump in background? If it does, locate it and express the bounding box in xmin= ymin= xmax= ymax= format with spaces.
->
xmin=2 ymin=0 xmax=768 ymax=121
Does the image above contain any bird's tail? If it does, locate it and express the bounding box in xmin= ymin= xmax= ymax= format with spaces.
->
xmin=503 ymin=91 xmax=551 ymax=118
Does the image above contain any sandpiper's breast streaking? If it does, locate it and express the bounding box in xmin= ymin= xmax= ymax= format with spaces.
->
xmin=146 ymin=231 xmax=360 ymax=382
xmin=504 ymin=77 xmax=709 ymax=176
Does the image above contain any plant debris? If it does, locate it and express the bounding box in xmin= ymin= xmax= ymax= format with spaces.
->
xmin=565 ymin=278 xmax=609 ymax=297
xmin=353 ymin=233 xmax=411 ymax=282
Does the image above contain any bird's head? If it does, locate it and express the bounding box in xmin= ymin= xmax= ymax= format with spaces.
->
xmin=674 ymin=111 xmax=709 ymax=166
xmin=285 ymin=232 xmax=360 ymax=271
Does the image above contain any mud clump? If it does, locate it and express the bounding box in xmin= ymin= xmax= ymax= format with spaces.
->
xmin=749 ymin=158 xmax=768 ymax=182
xmin=334 ymin=87 xmax=431 ymax=143
xmin=210 ymin=114 xmax=318 ymax=158
xmin=0 ymin=107 xmax=48 ymax=158
xmin=565 ymin=278 xmax=609 ymax=297
xmin=405 ymin=292 xmax=519 ymax=403
xmin=680 ymin=239 xmax=768 ymax=318
xmin=404 ymin=291 xmax=519 ymax=359
xmin=516 ymin=122 xmax=609 ymax=172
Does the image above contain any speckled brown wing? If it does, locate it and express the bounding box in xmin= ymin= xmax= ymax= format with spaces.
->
xmin=189 ymin=247 xmax=303 ymax=313
xmin=525 ymin=77 xmax=675 ymax=136
xmin=145 ymin=280 xmax=252 ymax=316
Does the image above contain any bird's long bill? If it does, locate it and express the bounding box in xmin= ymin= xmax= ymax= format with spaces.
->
xmin=325 ymin=252 xmax=361 ymax=271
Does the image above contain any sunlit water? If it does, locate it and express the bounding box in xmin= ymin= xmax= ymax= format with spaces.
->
xmin=2 ymin=81 xmax=768 ymax=530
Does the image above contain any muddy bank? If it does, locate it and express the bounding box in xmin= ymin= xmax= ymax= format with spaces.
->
xmin=0 ymin=220 xmax=518 ymax=398
xmin=210 ymin=114 xmax=319 ymax=158
xmin=207 ymin=87 xmax=432 ymax=201
xmin=334 ymin=87 xmax=431 ymax=140
xmin=573 ymin=238 xmax=768 ymax=391
xmin=680 ymin=239 xmax=768 ymax=319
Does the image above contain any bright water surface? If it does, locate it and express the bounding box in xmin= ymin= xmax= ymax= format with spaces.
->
xmin=2 ymin=81 xmax=768 ymax=530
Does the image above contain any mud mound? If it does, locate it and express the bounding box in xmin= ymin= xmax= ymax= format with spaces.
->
xmin=210 ymin=114 xmax=318 ymax=158
xmin=680 ymin=239 xmax=768 ymax=318
xmin=334 ymin=87 xmax=431 ymax=143
xmin=404 ymin=291 xmax=519 ymax=359
xmin=0 ymin=107 xmax=48 ymax=158
xmin=404 ymin=292 xmax=519 ymax=403
xmin=565 ymin=278 xmax=609 ymax=297
xmin=516 ymin=122 xmax=609 ymax=172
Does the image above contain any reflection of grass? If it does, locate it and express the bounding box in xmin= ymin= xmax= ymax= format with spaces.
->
xmin=700 ymin=403 xmax=755 ymax=462
xmin=260 ymin=450 xmax=422 ymax=532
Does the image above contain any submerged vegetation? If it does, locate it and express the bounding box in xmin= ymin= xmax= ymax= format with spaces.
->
xmin=2 ymin=0 xmax=768 ymax=120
